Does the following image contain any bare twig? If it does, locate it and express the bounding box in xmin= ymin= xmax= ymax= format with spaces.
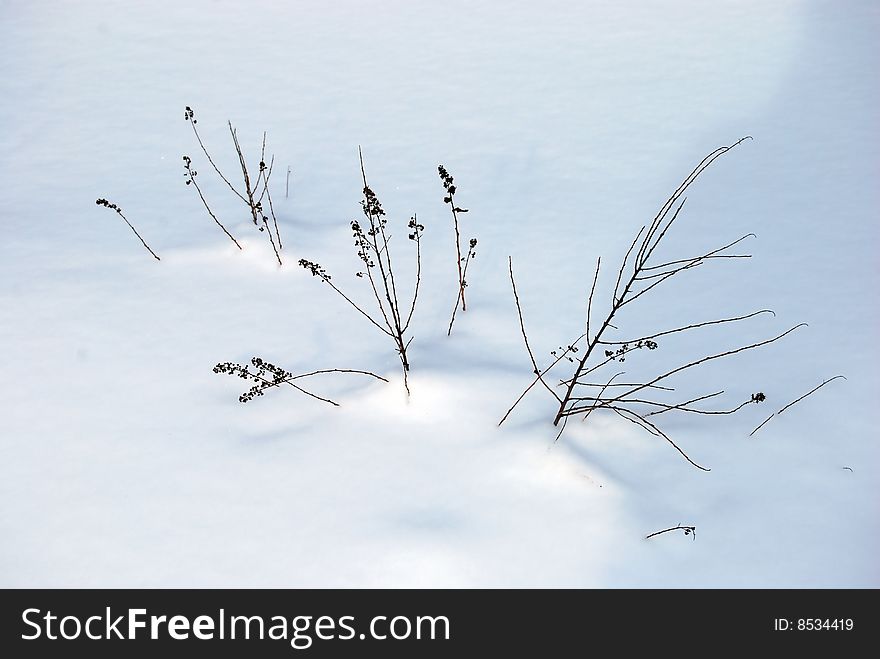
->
xmin=95 ymin=198 xmax=160 ymax=260
xmin=610 ymin=406 xmax=710 ymax=471
xmin=299 ymin=260 xmax=393 ymax=336
xmin=645 ymin=524 xmax=696 ymax=540
xmin=598 ymin=310 xmax=775 ymax=346
xmin=586 ymin=257 xmax=601 ymax=343
xmin=498 ymin=332 xmax=585 ymax=426
xmin=749 ymin=375 xmax=846 ymax=437
xmin=182 ymin=156 xmax=242 ymax=249
xmin=447 ymin=237 xmax=477 ymax=336
xmin=508 ymin=257 xmax=561 ymax=404
xmin=439 ymin=164 xmax=476 ymax=334
xmin=403 ymin=214 xmax=422 ymax=333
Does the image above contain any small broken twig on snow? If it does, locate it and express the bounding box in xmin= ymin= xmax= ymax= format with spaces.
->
xmin=645 ymin=524 xmax=696 ymax=540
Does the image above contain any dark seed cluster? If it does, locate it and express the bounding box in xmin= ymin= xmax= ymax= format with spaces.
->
xmin=182 ymin=155 xmax=197 ymax=185
xmin=298 ymin=259 xmax=330 ymax=280
xmin=750 ymin=392 xmax=766 ymax=403
xmin=351 ymin=221 xmax=376 ymax=267
xmin=213 ymin=357 xmax=293 ymax=403
xmin=438 ymin=164 xmax=471 ymax=215
xmin=438 ymin=164 xmax=457 ymax=202
xmin=95 ymin=198 xmax=122 ymax=213
xmin=462 ymin=237 xmax=478 ymax=274
xmin=604 ymin=340 xmax=658 ymax=362
xmin=407 ymin=215 xmax=425 ymax=241
xmin=253 ymin=199 xmax=267 ymax=231
xmin=361 ymin=186 xmax=386 ymax=226
xmin=184 ymin=106 xmax=196 ymax=123
xmin=550 ymin=342 xmax=581 ymax=363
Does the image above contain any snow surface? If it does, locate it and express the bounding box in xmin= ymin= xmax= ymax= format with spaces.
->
xmin=1 ymin=0 xmax=877 ymax=587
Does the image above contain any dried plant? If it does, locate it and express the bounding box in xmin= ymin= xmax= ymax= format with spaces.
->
xmin=183 ymin=106 xmax=282 ymax=264
xmin=438 ymin=165 xmax=477 ymax=335
xmin=499 ymin=137 xmax=805 ymax=470
xmin=95 ymin=198 xmax=160 ymax=260
xmin=298 ymin=149 xmax=424 ymax=394
xmin=214 ymin=357 xmax=387 ymax=407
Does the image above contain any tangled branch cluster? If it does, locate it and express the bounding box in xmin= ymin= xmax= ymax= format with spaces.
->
xmin=183 ymin=106 xmax=283 ymax=264
xmin=500 ymin=138 xmax=807 ymax=470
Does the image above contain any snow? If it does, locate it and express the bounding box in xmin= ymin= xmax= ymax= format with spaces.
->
xmin=1 ymin=0 xmax=877 ymax=587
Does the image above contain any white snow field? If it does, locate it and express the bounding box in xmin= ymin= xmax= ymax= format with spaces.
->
xmin=1 ymin=1 xmax=877 ymax=587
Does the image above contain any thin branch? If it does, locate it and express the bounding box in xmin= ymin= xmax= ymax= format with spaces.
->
xmin=299 ymin=261 xmax=393 ymax=337
xmin=750 ymin=375 xmax=846 ymax=437
xmin=286 ymin=382 xmax=340 ymax=406
xmin=508 ymin=256 xmax=562 ymax=404
xmin=580 ymin=371 xmax=624 ymax=424
xmin=590 ymin=324 xmax=807 ymax=412
xmin=644 ymin=390 xmax=725 ymax=416
xmin=598 ymin=310 xmax=775 ymax=346
xmin=572 ymin=383 xmax=675 ymax=392
xmin=578 ymin=393 xmax=752 ymax=418
xmin=257 ymin=152 xmax=282 ymax=250
xmin=569 ymin=390 xmax=724 ymax=415
xmin=403 ymin=214 xmax=422 ymax=333
xmin=447 ymin=238 xmax=476 ymax=336
xmin=323 ymin=277 xmax=394 ymax=337
xmin=182 ymin=156 xmax=242 ymax=249
xmin=613 ymin=227 xmax=645 ymax=304
xmin=439 ymin=164 xmax=467 ymax=313
xmin=586 ymin=256 xmax=601 ymax=344
xmin=289 ymin=368 xmax=389 ymax=382
xmin=621 ymin=233 xmax=755 ymax=308
xmin=498 ymin=333 xmax=586 ymax=426
xmin=641 ymin=253 xmax=752 ymax=271
xmin=637 ymin=136 xmax=752 ymax=268
xmin=96 ymin=199 xmax=160 ymax=261
xmin=638 ymin=196 xmax=688 ymax=267
xmin=611 ymin=406 xmax=710 ymax=471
